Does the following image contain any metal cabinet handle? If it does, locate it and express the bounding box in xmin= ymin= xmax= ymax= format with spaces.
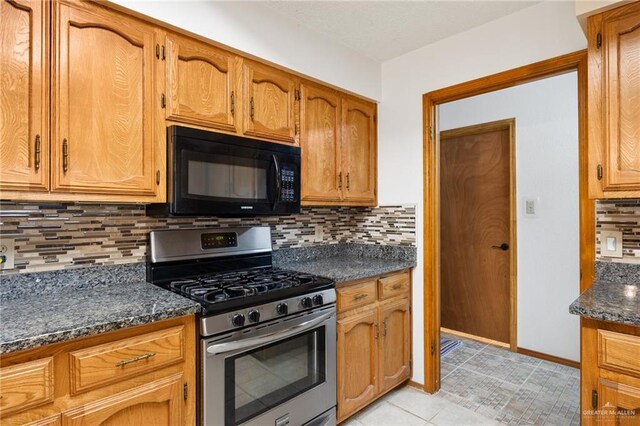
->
xmin=34 ymin=135 xmax=41 ymax=171
xmin=338 ymin=172 xmax=343 ymax=190
xmin=230 ymin=91 xmax=235 ymax=116
xmin=62 ymin=139 xmax=69 ymax=173
xmin=353 ymin=293 xmax=368 ymax=301
xmin=346 ymin=172 xmax=350 ymax=190
xmin=374 ymin=323 xmax=379 ymax=340
xmin=383 ymin=319 xmax=388 ymax=337
xmin=391 ymin=283 xmax=403 ymax=290
xmin=491 ymin=243 xmax=509 ymax=251
xmin=250 ymin=97 xmax=255 ymax=121
xmin=115 ymin=352 xmax=156 ymax=367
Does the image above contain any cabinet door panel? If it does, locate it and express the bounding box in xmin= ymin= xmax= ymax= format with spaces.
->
xmin=604 ymin=10 xmax=640 ymax=190
xmin=243 ymin=61 xmax=297 ymax=144
xmin=379 ymin=298 xmax=411 ymax=393
xmin=61 ymin=374 xmax=184 ymax=426
xmin=342 ymin=97 xmax=376 ymax=204
xmin=0 ymin=0 xmax=49 ymax=192
xmin=52 ymin=3 xmax=160 ymax=198
xmin=300 ymin=83 xmax=342 ymax=203
xmin=337 ymin=310 xmax=378 ymax=421
xmin=166 ymin=34 xmax=237 ymax=132
xmin=598 ymin=378 xmax=640 ymax=425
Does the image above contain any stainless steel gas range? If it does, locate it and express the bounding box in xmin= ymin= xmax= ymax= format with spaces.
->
xmin=147 ymin=227 xmax=336 ymax=426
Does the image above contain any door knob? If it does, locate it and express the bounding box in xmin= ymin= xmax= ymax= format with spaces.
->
xmin=492 ymin=243 xmax=509 ymax=251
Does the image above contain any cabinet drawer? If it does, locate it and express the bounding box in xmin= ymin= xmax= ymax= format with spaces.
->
xmin=337 ymin=280 xmax=377 ymax=312
xmin=378 ymin=271 xmax=410 ymax=300
xmin=69 ymin=326 xmax=185 ymax=394
xmin=598 ymin=330 xmax=640 ymax=377
xmin=0 ymin=357 xmax=54 ymax=416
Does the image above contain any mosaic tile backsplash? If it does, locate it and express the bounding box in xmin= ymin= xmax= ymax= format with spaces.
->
xmin=0 ymin=203 xmax=415 ymax=275
xmin=596 ymin=199 xmax=640 ymax=264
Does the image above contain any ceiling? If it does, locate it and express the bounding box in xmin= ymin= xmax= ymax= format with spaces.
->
xmin=257 ymin=1 xmax=541 ymax=62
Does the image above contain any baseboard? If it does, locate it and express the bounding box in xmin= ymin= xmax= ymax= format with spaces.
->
xmin=407 ymin=379 xmax=425 ymax=391
xmin=517 ymin=347 xmax=580 ymax=369
xmin=441 ymin=327 xmax=510 ymax=349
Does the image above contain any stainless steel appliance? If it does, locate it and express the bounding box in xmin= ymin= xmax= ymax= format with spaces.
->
xmin=147 ymin=227 xmax=336 ymax=426
xmin=148 ymin=126 xmax=301 ymax=217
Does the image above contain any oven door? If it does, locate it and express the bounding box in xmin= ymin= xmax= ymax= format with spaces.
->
xmin=170 ymin=130 xmax=300 ymax=216
xmin=202 ymin=306 xmax=336 ymax=426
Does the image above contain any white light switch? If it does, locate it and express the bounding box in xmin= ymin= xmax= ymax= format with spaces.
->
xmin=523 ymin=197 xmax=539 ymax=217
xmin=600 ymin=230 xmax=623 ymax=258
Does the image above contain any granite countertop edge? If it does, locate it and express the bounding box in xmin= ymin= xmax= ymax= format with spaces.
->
xmin=0 ymin=303 xmax=200 ymax=355
xmin=569 ymin=278 xmax=640 ymax=328
xmin=568 ymin=304 xmax=639 ymax=327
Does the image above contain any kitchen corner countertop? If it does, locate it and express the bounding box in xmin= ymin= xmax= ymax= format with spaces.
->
xmin=569 ymin=280 xmax=640 ymax=327
xmin=0 ymin=264 xmax=200 ymax=355
xmin=274 ymin=243 xmax=416 ymax=283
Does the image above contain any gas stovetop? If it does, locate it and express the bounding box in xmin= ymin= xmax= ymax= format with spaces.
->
xmin=164 ymin=267 xmax=334 ymax=314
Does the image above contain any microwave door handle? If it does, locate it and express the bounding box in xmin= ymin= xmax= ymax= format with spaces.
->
xmin=272 ymin=154 xmax=282 ymax=210
xmin=206 ymin=310 xmax=334 ymax=356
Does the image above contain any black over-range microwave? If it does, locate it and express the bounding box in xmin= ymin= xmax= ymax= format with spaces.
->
xmin=148 ymin=126 xmax=301 ymax=216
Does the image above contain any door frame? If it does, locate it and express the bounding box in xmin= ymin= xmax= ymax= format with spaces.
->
xmin=422 ymin=50 xmax=594 ymax=393
xmin=439 ymin=118 xmax=517 ymax=351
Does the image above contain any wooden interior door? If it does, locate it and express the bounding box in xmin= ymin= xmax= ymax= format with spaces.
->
xmin=61 ymin=374 xmax=184 ymax=425
xmin=598 ymin=378 xmax=640 ymax=425
xmin=440 ymin=121 xmax=513 ymax=344
xmin=300 ymin=83 xmax=342 ymax=203
xmin=243 ymin=61 xmax=297 ymax=144
xmin=337 ymin=310 xmax=378 ymax=421
xmin=0 ymin=0 xmax=49 ymax=193
xmin=342 ymin=97 xmax=376 ymax=204
xmin=52 ymin=2 xmax=161 ymax=199
xmin=379 ymin=298 xmax=411 ymax=393
xmin=165 ymin=33 xmax=238 ymax=132
xmin=602 ymin=7 xmax=640 ymax=190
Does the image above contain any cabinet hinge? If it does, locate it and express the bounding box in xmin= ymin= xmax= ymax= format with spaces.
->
xmin=596 ymin=33 xmax=602 ymax=49
xmin=161 ymin=94 xmax=166 ymax=109
xmin=429 ymin=126 xmax=435 ymax=141
xmin=597 ymin=164 xmax=603 ymax=181
xmin=591 ymin=389 xmax=598 ymax=409
xmin=431 ymin=342 xmax=435 ymax=356
xmin=295 ymin=89 xmax=301 ymax=101
xmin=184 ymin=383 xmax=188 ymax=401
xmin=162 ymin=45 xmax=166 ymax=60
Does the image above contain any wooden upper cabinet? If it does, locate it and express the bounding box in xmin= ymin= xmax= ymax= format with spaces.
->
xmin=342 ymin=96 xmax=377 ymax=204
xmin=165 ymin=33 xmax=238 ymax=132
xmin=61 ymin=374 xmax=184 ymax=426
xmin=0 ymin=0 xmax=49 ymax=193
xmin=243 ymin=60 xmax=298 ymax=144
xmin=379 ymin=298 xmax=411 ymax=393
xmin=300 ymin=83 xmax=342 ymax=203
xmin=51 ymin=2 xmax=163 ymax=200
xmin=589 ymin=2 xmax=640 ymax=198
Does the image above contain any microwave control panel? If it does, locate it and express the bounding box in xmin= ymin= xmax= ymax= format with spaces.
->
xmin=280 ymin=166 xmax=297 ymax=202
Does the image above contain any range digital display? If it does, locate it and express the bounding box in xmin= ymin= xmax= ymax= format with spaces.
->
xmin=201 ymin=232 xmax=238 ymax=249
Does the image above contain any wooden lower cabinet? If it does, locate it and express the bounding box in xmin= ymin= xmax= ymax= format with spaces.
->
xmin=336 ymin=270 xmax=412 ymax=423
xmin=581 ymin=318 xmax=640 ymax=425
xmin=0 ymin=315 xmax=195 ymax=426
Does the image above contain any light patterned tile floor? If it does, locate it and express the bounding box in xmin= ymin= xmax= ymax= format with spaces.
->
xmin=342 ymin=333 xmax=580 ymax=426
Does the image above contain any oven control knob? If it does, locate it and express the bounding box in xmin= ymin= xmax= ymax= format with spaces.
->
xmin=312 ymin=294 xmax=324 ymax=306
xmin=276 ymin=303 xmax=288 ymax=315
xmin=301 ymin=297 xmax=313 ymax=308
xmin=248 ymin=310 xmax=260 ymax=323
xmin=231 ymin=313 xmax=245 ymax=327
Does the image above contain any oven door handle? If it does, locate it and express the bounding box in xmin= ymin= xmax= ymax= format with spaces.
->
xmin=272 ymin=154 xmax=282 ymax=211
xmin=206 ymin=310 xmax=334 ymax=356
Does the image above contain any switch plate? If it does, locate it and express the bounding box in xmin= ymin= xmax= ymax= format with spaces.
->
xmin=600 ymin=230 xmax=623 ymax=258
xmin=0 ymin=238 xmax=15 ymax=270
xmin=523 ymin=197 xmax=539 ymax=217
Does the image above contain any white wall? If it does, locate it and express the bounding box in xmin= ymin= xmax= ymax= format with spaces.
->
xmin=110 ymin=0 xmax=381 ymax=100
xmin=439 ymin=72 xmax=580 ymax=362
xmin=379 ymin=0 xmax=586 ymax=384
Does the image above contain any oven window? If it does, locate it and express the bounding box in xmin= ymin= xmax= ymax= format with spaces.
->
xmin=225 ymin=327 xmax=326 ymax=425
xmin=186 ymin=155 xmax=268 ymax=200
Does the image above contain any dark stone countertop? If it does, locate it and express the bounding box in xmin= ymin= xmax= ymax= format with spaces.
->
xmin=0 ymin=264 xmax=200 ymax=355
xmin=274 ymin=243 xmax=416 ymax=283
xmin=569 ymin=280 xmax=640 ymax=327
